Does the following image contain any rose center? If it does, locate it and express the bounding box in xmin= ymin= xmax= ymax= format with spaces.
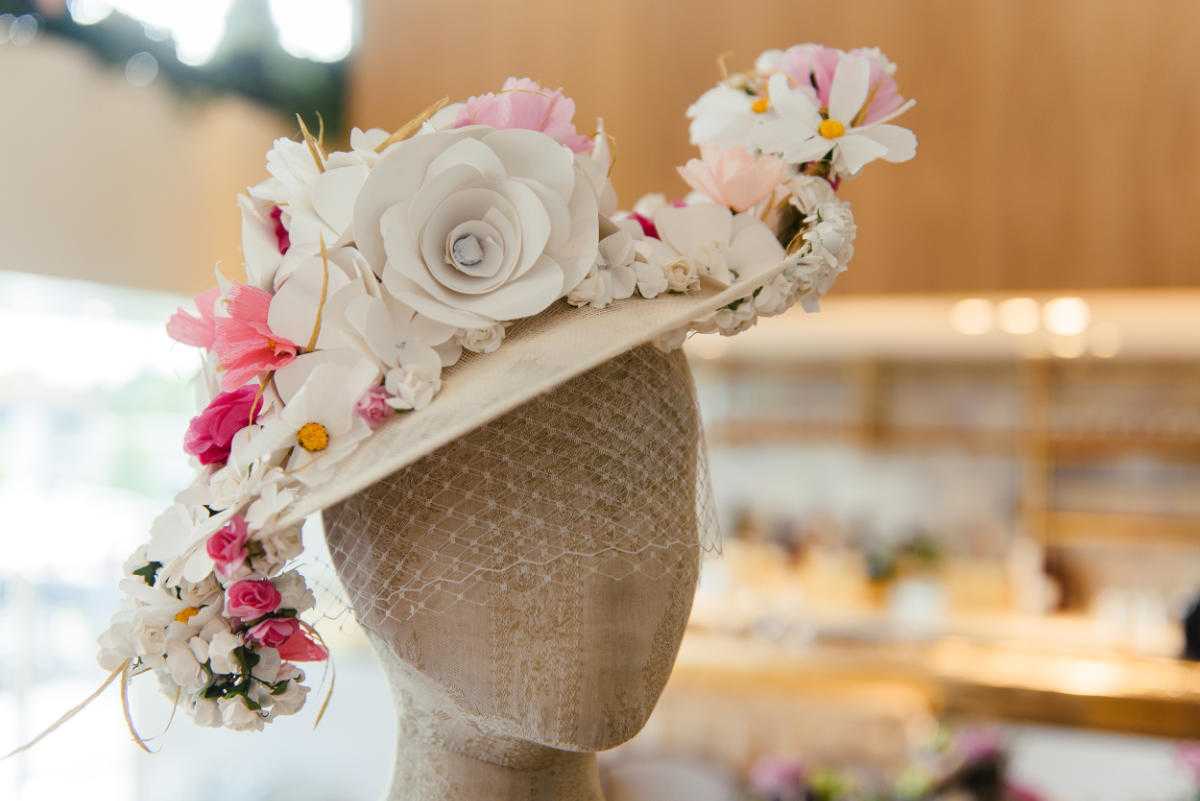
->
xmin=819 ymin=118 xmax=846 ymax=138
xmin=296 ymin=421 xmax=330 ymax=452
xmin=450 ymin=233 xmax=484 ymax=270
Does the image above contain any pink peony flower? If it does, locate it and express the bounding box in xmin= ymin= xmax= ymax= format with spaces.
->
xmin=678 ymin=145 xmax=788 ymax=212
xmin=166 ymin=287 xmax=221 ymax=349
xmin=355 ymin=384 xmax=393 ymax=429
xmin=278 ymin=625 xmax=329 ymax=662
xmin=206 ymin=515 xmax=250 ymax=578
xmin=455 ymin=77 xmax=594 ymax=153
xmin=184 ymin=385 xmax=262 ymax=466
xmin=269 ymin=206 xmax=291 ymax=254
xmin=211 ymin=284 xmax=298 ymax=391
xmin=225 ymin=578 xmax=281 ymax=620
xmin=247 ymin=617 xmax=297 ymax=649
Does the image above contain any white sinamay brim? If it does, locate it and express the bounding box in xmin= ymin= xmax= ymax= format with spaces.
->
xmin=275 ymin=261 xmax=785 ymax=529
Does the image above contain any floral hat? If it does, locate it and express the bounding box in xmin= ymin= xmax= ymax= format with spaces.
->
xmin=13 ymin=43 xmax=915 ymax=747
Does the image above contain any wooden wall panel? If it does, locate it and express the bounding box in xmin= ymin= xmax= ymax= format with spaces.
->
xmin=351 ymin=0 xmax=1200 ymax=294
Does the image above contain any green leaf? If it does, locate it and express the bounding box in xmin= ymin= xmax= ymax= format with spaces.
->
xmin=131 ymin=561 xmax=163 ymax=587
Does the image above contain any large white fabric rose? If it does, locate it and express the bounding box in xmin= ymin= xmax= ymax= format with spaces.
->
xmin=353 ymin=127 xmax=599 ymax=328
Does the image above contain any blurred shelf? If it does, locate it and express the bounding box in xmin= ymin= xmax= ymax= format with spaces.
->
xmin=672 ymin=631 xmax=1200 ymax=740
xmin=1043 ymin=510 xmax=1200 ymax=545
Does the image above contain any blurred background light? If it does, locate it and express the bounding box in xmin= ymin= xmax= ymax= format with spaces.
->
xmin=123 ymin=49 xmax=156 ymax=86
xmin=268 ymin=0 xmax=353 ymax=63
xmin=949 ymin=297 xmax=994 ymax=336
xmin=1044 ymin=296 xmax=1092 ymax=337
xmin=997 ymin=296 xmax=1041 ymax=335
xmin=1089 ymin=322 xmax=1122 ymax=359
xmin=64 ymin=0 xmax=109 ymax=25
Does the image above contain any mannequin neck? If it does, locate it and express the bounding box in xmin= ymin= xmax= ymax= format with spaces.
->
xmin=376 ymin=636 xmax=604 ymax=801
xmin=388 ymin=739 xmax=602 ymax=801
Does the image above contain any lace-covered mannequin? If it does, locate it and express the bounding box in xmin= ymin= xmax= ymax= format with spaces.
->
xmin=324 ymin=345 xmax=704 ymax=801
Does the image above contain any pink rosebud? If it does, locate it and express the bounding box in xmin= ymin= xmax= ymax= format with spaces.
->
xmin=269 ymin=205 xmax=291 ymax=255
xmin=355 ymin=384 xmax=393 ymax=429
xmin=630 ymin=212 xmax=659 ymax=240
xmin=278 ymin=626 xmax=329 ymax=662
xmin=678 ymin=145 xmax=788 ymax=213
xmin=206 ymin=515 xmax=250 ymax=577
xmin=455 ymin=77 xmax=593 ymax=153
xmin=225 ymin=579 xmax=281 ymax=620
xmin=184 ymin=385 xmax=262 ymax=466
xmin=247 ymin=617 xmax=298 ymax=649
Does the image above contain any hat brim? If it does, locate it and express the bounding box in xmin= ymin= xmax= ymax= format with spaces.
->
xmin=277 ymin=259 xmax=786 ymax=528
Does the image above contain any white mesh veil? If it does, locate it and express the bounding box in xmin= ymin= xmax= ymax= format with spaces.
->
xmin=318 ymin=344 xmax=719 ymax=629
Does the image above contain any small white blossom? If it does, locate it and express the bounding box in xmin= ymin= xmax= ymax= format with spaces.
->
xmin=256 ymin=525 xmax=303 ymax=573
xmin=219 ymin=696 xmax=267 ymax=732
xmin=385 ymin=364 xmax=441 ymax=411
xmin=458 ymin=324 xmax=506 ymax=354
xmin=191 ymin=696 xmax=223 ymax=728
xmin=274 ymin=570 xmax=316 ymax=615
xmin=208 ymin=630 xmax=242 ymax=676
xmin=165 ymin=640 xmax=207 ymax=690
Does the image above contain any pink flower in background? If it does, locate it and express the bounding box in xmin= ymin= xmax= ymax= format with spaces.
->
xmin=166 ymin=287 xmax=220 ymax=349
xmin=212 ymin=284 xmax=298 ymax=391
xmin=206 ymin=515 xmax=250 ymax=578
xmin=748 ymin=756 xmax=807 ymax=801
xmin=777 ymin=43 xmax=841 ymax=105
xmin=269 ymin=206 xmax=291 ymax=254
xmin=678 ymin=145 xmax=788 ymax=212
xmin=355 ymin=384 xmax=393 ymax=429
xmin=1179 ymin=742 xmax=1200 ymax=784
xmin=225 ymin=578 xmax=281 ymax=620
xmin=247 ymin=617 xmax=297 ymax=649
xmin=278 ymin=625 xmax=328 ymax=662
xmin=455 ymin=77 xmax=594 ymax=153
xmin=184 ymin=385 xmax=262 ymax=466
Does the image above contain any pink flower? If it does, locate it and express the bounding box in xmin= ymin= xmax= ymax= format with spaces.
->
xmin=166 ymin=287 xmax=220 ymax=349
xmin=748 ymin=756 xmax=807 ymax=801
xmin=184 ymin=385 xmax=262 ymax=466
xmin=678 ymin=145 xmax=787 ymax=212
xmin=355 ymin=385 xmax=393 ymax=429
xmin=630 ymin=212 xmax=659 ymax=239
xmin=225 ymin=578 xmax=281 ymax=620
xmin=278 ymin=625 xmax=328 ymax=662
xmin=269 ymin=206 xmax=291 ymax=254
xmin=455 ymin=77 xmax=593 ymax=153
xmin=211 ymin=284 xmax=298 ymax=391
xmin=776 ymin=43 xmax=841 ymax=106
xmin=846 ymin=47 xmax=908 ymax=125
xmin=1179 ymin=743 xmax=1200 ymax=783
xmin=247 ymin=617 xmax=297 ymax=648
xmin=206 ymin=515 xmax=250 ymax=578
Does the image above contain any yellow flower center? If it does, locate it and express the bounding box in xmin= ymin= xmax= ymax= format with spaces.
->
xmin=819 ymin=118 xmax=846 ymax=139
xmin=297 ymin=421 xmax=330 ymax=452
xmin=750 ymin=97 xmax=770 ymax=114
xmin=175 ymin=606 xmax=201 ymax=624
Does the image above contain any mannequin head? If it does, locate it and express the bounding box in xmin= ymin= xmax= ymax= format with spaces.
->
xmin=324 ymin=344 xmax=702 ymax=758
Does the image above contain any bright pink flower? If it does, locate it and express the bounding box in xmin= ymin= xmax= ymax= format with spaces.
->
xmin=184 ymin=386 xmax=261 ymax=466
xmin=630 ymin=212 xmax=659 ymax=239
xmin=211 ymin=284 xmax=298 ymax=391
xmin=225 ymin=578 xmax=281 ymax=620
xmin=278 ymin=625 xmax=328 ymax=662
xmin=678 ymin=145 xmax=787 ymax=212
xmin=206 ymin=515 xmax=250 ymax=577
xmin=455 ymin=77 xmax=593 ymax=153
xmin=269 ymin=206 xmax=291 ymax=255
xmin=355 ymin=384 xmax=393 ymax=429
xmin=166 ymin=287 xmax=220 ymax=349
xmin=247 ymin=617 xmax=297 ymax=649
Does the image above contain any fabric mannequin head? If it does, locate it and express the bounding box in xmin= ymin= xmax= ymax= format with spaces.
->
xmin=324 ymin=344 xmax=704 ymax=754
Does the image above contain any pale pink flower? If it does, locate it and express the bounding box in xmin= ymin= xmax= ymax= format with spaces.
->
xmin=777 ymin=43 xmax=841 ymax=105
xmin=247 ymin=617 xmax=296 ymax=649
xmin=225 ymin=578 xmax=281 ymax=620
xmin=206 ymin=515 xmax=250 ymax=578
xmin=211 ymin=284 xmax=298 ymax=391
xmin=455 ymin=77 xmax=593 ymax=153
xmin=678 ymin=145 xmax=788 ymax=212
xmin=847 ymin=47 xmax=908 ymax=125
xmin=748 ymin=756 xmax=807 ymax=801
xmin=166 ymin=287 xmax=220 ymax=349
xmin=354 ymin=384 xmax=393 ymax=429
xmin=184 ymin=385 xmax=261 ymax=466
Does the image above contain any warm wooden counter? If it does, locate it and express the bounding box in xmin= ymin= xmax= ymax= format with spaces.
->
xmin=668 ymin=631 xmax=1200 ymax=740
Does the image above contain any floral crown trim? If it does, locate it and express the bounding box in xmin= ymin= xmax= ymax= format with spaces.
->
xmin=11 ymin=43 xmax=915 ymax=749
